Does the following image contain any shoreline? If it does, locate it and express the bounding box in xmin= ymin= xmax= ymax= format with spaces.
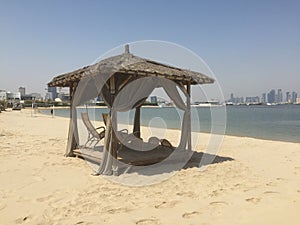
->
xmin=37 ymin=107 xmax=300 ymax=144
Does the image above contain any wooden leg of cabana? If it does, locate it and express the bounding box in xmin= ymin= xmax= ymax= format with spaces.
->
xmin=133 ymin=106 xmax=141 ymax=138
xmin=111 ymin=126 xmax=118 ymax=176
xmin=110 ymin=76 xmax=118 ymax=176
xmin=65 ymin=82 xmax=78 ymax=157
xmin=66 ymin=117 xmax=77 ymax=157
xmin=187 ymin=82 xmax=192 ymax=151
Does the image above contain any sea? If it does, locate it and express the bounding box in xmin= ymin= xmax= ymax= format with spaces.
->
xmin=40 ymin=105 xmax=300 ymax=143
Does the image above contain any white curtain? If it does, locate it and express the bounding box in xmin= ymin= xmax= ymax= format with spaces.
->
xmin=72 ymin=70 xmax=191 ymax=151
xmin=112 ymin=77 xmax=190 ymax=150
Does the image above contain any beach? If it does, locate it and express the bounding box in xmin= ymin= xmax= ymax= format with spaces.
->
xmin=0 ymin=109 xmax=300 ymax=225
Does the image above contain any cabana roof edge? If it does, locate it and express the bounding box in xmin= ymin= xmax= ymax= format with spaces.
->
xmin=48 ymin=49 xmax=214 ymax=87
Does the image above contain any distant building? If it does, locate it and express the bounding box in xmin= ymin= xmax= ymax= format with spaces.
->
xmin=0 ymin=90 xmax=7 ymax=101
xmin=277 ymin=89 xmax=283 ymax=103
xmin=234 ymin=97 xmax=244 ymax=104
xmin=245 ymin=96 xmax=260 ymax=104
xmin=227 ymin=93 xmax=244 ymax=104
xmin=45 ymin=92 xmax=52 ymax=101
xmin=286 ymin=92 xmax=291 ymax=103
xmin=240 ymin=97 xmax=244 ymax=104
xmin=230 ymin=93 xmax=234 ymax=102
xmin=291 ymin=92 xmax=297 ymax=103
xmin=47 ymin=87 xmax=58 ymax=100
xmin=267 ymin=89 xmax=276 ymax=103
xmin=5 ymin=92 xmax=21 ymax=108
xmin=30 ymin=93 xmax=43 ymax=101
xmin=6 ymin=92 xmax=21 ymax=100
xmin=58 ymin=92 xmax=70 ymax=102
xmin=150 ymin=96 xmax=157 ymax=104
xmin=22 ymin=95 xmax=34 ymax=100
xmin=19 ymin=87 xmax=26 ymax=97
xmin=225 ymin=90 xmax=297 ymax=105
xmin=261 ymin=93 xmax=266 ymax=103
xmin=297 ymin=98 xmax=300 ymax=104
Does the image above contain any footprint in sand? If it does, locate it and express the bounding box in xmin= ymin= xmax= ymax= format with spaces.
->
xmin=105 ymin=207 xmax=131 ymax=214
xmin=0 ymin=203 xmax=6 ymax=211
xmin=75 ymin=221 xmax=93 ymax=225
xmin=245 ymin=197 xmax=261 ymax=204
xmin=154 ymin=200 xmax=179 ymax=209
xmin=136 ymin=218 xmax=160 ymax=225
xmin=234 ymin=183 xmax=242 ymax=187
xmin=176 ymin=191 xmax=197 ymax=198
xmin=264 ymin=191 xmax=279 ymax=194
xmin=15 ymin=215 xmax=31 ymax=224
xmin=266 ymin=181 xmax=277 ymax=187
xmin=208 ymin=201 xmax=228 ymax=216
xmin=209 ymin=201 xmax=228 ymax=206
xmin=294 ymin=167 xmax=300 ymax=174
xmin=182 ymin=211 xmax=201 ymax=219
xmin=209 ymin=189 xmax=226 ymax=197
xmin=36 ymin=195 xmax=54 ymax=202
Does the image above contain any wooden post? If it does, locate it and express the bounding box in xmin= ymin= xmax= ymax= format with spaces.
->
xmin=110 ymin=76 xmax=118 ymax=175
xmin=66 ymin=82 xmax=78 ymax=156
xmin=133 ymin=106 xmax=141 ymax=138
xmin=187 ymin=81 xmax=192 ymax=151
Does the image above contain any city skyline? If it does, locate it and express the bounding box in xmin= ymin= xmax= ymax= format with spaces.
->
xmin=1 ymin=84 xmax=299 ymax=105
xmin=229 ymin=88 xmax=299 ymax=104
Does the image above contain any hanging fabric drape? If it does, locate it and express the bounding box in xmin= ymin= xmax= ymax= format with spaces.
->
xmin=112 ymin=76 xmax=190 ymax=150
xmin=69 ymin=67 xmax=191 ymax=159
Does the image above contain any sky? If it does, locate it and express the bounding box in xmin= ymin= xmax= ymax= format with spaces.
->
xmin=0 ymin=0 xmax=299 ymax=100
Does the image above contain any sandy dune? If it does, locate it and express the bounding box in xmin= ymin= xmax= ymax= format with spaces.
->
xmin=0 ymin=109 xmax=299 ymax=225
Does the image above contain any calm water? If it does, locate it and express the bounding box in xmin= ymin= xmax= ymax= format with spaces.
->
xmin=41 ymin=105 xmax=300 ymax=143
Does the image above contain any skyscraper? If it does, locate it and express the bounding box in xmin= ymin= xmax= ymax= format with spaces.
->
xmin=47 ymin=87 xmax=58 ymax=100
xmin=245 ymin=96 xmax=260 ymax=104
xmin=277 ymin=89 xmax=283 ymax=103
xmin=286 ymin=92 xmax=291 ymax=103
xmin=292 ymin=92 xmax=297 ymax=103
xmin=267 ymin=89 xmax=276 ymax=103
xmin=261 ymin=93 xmax=266 ymax=103
xmin=19 ymin=87 xmax=25 ymax=97
xmin=230 ymin=93 xmax=234 ymax=102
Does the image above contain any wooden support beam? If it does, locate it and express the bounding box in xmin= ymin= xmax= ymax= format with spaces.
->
xmin=109 ymin=75 xmax=118 ymax=175
xmin=65 ymin=82 xmax=78 ymax=157
xmin=118 ymin=75 xmax=133 ymax=91
xmin=187 ymin=81 xmax=192 ymax=151
xmin=133 ymin=106 xmax=141 ymax=138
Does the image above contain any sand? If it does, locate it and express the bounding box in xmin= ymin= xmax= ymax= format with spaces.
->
xmin=0 ymin=109 xmax=299 ymax=225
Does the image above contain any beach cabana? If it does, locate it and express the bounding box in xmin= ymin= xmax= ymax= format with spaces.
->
xmin=48 ymin=45 xmax=214 ymax=175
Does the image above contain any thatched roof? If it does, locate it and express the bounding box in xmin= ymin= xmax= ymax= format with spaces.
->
xmin=48 ymin=45 xmax=214 ymax=87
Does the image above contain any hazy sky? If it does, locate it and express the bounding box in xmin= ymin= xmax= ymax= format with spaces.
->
xmin=0 ymin=0 xmax=299 ymax=99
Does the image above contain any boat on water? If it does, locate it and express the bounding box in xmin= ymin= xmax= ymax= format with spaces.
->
xmin=191 ymin=100 xmax=223 ymax=107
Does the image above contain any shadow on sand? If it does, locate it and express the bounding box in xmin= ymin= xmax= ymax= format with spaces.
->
xmin=117 ymin=148 xmax=234 ymax=176
xmin=76 ymin=146 xmax=234 ymax=176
